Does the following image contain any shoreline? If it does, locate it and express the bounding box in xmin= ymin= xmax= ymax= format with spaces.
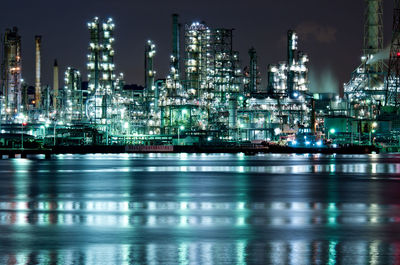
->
xmin=0 ymin=144 xmax=382 ymax=159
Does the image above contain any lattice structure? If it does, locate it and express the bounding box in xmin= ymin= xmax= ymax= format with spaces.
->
xmin=386 ymin=0 xmax=400 ymax=106
xmin=364 ymin=0 xmax=384 ymax=73
xmin=244 ymin=47 xmax=261 ymax=94
xmin=345 ymin=0 xmax=386 ymax=117
xmin=63 ymin=67 xmax=83 ymax=122
xmin=1 ymin=27 xmax=22 ymax=118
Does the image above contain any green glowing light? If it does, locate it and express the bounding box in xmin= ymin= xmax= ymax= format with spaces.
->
xmin=236 ymin=216 xmax=246 ymax=226
xmin=236 ymin=240 xmax=247 ymax=265
xmin=237 ymin=202 xmax=246 ymax=210
xmin=328 ymin=240 xmax=338 ymax=265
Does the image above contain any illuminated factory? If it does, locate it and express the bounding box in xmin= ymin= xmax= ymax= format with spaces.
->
xmin=1 ymin=27 xmax=22 ymax=119
xmin=0 ymin=0 xmax=400 ymax=147
xmin=344 ymin=0 xmax=386 ymax=119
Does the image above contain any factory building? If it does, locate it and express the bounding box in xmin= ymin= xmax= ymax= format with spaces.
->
xmin=344 ymin=0 xmax=385 ymax=119
xmin=63 ymin=67 xmax=84 ymax=122
xmin=265 ymin=30 xmax=311 ymax=135
xmin=1 ymin=27 xmax=22 ymax=119
xmin=159 ymin=20 xmax=242 ymax=140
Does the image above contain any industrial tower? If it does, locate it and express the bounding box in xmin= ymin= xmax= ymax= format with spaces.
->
xmin=364 ymin=0 xmax=384 ymax=73
xmin=344 ymin=0 xmax=385 ymax=118
xmin=86 ymin=17 xmax=116 ymax=124
xmin=144 ymin=40 xmax=160 ymax=134
xmin=266 ymin=30 xmax=310 ymax=131
xmin=245 ymin=47 xmax=260 ymax=94
xmin=63 ymin=67 xmax=83 ymax=122
xmin=385 ymin=0 xmax=400 ymax=106
xmin=144 ymin=40 xmax=156 ymax=92
xmin=53 ymin=59 xmax=59 ymax=111
xmin=172 ymin=14 xmax=180 ymax=79
xmin=1 ymin=27 xmax=22 ymax=118
xmin=35 ymin=35 xmax=41 ymax=109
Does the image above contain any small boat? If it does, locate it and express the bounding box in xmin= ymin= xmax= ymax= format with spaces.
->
xmin=287 ymin=127 xmax=325 ymax=148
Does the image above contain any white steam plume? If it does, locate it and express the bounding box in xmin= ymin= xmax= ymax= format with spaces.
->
xmin=366 ymin=46 xmax=390 ymax=65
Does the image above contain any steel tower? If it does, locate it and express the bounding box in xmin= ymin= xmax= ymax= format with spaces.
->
xmin=86 ymin=17 xmax=115 ymax=123
xmin=1 ymin=27 xmax=22 ymax=117
xmin=385 ymin=0 xmax=400 ymax=106
xmin=364 ymin=0 xmax=384 ymax=72
xmin=344 ymin=0 xmax=386 ymax=117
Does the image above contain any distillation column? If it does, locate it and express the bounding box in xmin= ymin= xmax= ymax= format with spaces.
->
xmin=1 ymin=27 xmax=22 ymax=116
xmin=53 ymin=59 xmax=59 ymax=112
xmin=248 ymin=47 xmax=258 ymax=93
xmin=287 ymin=30 xmax=297 ymax=98
xmin=172 ymin=14 xmax=180 ymax=76
xmin=145 ymin=40 xmax=156 ymax=91
xmin=35 ymin=35 xmax=41 ymax=109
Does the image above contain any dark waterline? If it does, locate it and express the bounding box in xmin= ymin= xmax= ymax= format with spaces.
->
xmin=1 ymin=153 xmax=400 ymax=264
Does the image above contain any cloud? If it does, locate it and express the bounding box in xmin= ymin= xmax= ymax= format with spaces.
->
xmin=295 ymin=22 xmax=337 ymax=44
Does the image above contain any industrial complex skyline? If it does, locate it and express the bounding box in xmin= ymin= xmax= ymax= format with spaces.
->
xmin=0 ymin=0 xmax=398 ymax=152
xmin=0 ymin=0 xmax=394 ymax=92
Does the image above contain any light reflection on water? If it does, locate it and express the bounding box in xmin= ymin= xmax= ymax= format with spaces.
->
xmin=0 ymin=200 xmax=397 ymax=227
xmin=1 ymin=241 xmax=400 ymax=265
xmin=2 ymin=163 xmax=400 ymax=175
xmin=1 ymin=153 xmax=400 ymax=264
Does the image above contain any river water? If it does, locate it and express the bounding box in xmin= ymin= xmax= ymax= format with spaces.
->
xmin=1 ymin=153 xmax=400 ymax=264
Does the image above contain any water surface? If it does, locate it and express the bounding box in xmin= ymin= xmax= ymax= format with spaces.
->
xmin=1 ymin=153 xmax=400 ymax=264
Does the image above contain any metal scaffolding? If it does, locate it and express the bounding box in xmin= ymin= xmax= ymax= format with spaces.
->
xmin=86 ymin=17 xmax=116 ymax=125
xmin=344 ymin=0 xmax=386 ymax=118
xmin=385 ymin=0 xmax=400 ymax=106
xmin=1 ymin=27 xmax=22 ymax=119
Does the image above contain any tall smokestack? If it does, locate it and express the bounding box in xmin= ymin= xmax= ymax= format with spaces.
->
xmin=35 ymin=35 xmax=41 ymax=108
xmin=172 ymin=14 xmax=180 ymax=73
xmin=53 ymin=59 xmax=59 ymax=111
xmin=287 ymin=30 xmax=297 ymax=97
xmin=145 ymin=40 xmax=156 ymax=90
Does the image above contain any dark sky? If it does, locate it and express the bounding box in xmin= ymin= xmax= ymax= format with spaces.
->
xmin=0 ymin=0 xmax=394 ymax=94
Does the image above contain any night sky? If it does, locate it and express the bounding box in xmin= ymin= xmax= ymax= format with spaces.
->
xmin=0 ymin=0 xmax=394 ymax=94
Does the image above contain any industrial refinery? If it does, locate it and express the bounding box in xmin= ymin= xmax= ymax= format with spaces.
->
xmin=0 ymin=0 xmax=400 ymax=151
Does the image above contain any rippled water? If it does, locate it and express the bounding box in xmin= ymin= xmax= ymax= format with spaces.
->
xmin=1 ymin=153 xmax=400 ymax=264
